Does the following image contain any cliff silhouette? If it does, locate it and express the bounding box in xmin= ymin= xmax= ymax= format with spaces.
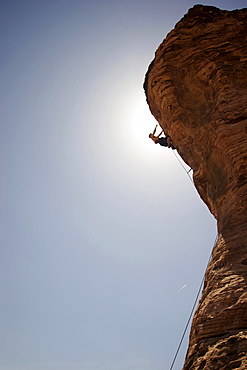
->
xmin=144 ymin=5 xmax=247 ymax=369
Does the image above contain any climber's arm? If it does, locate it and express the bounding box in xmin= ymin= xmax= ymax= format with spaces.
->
xmin=152 ymin=125 xmax=158 ymax=135
xmin=157 ymin=130 xmax=164 ymax=137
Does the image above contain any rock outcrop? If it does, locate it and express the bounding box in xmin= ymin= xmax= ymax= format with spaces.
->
xmin=144 ymin=5 xmax=247 ymax=369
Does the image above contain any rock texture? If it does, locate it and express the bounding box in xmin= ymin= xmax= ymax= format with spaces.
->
xmin=144 ymin=5 xmax=247 ymax=370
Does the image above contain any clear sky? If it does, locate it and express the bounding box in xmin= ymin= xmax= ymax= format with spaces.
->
xmin=1 ymin=1 xmax=245 ymax=369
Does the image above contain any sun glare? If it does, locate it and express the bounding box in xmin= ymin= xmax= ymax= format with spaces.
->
xmin=121 ymin=92 xmax=169 ymax=162
xmin=132 ymin=98 xmax=157 ymax=145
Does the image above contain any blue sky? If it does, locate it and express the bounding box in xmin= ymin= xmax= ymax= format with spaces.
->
xmin=1 ymin=1 xmax=245 ymax=369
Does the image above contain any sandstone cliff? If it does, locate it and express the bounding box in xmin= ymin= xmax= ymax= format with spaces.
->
xmin=144 ymin=5 xmax=247 ymax=369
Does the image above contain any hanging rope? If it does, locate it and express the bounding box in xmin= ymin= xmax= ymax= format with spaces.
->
xmin=168 ymin=148 xmax=218 ymax=369
xmin=168 ymin=234 xmax=218 ymax=370
xmin=172 ymin=150 xmax=193 ymax=183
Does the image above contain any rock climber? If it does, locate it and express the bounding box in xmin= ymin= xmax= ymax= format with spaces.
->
xmin=149 ymin=125 xmax=175 ymax=149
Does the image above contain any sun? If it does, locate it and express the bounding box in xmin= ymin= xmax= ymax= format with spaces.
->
xmin=120 ymin=91 xmax=165 ymax=159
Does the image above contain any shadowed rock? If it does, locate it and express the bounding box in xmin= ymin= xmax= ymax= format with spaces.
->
xmin=144 ymin=5 xmax=247 ymax=369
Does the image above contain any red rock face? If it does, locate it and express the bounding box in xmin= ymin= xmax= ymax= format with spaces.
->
xmin=144 ymin=5 xmax=247 ymax=369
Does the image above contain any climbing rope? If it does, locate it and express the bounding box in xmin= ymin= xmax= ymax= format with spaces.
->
xmin=168 ymin=234 xmax=218 ymax=370
xmin=172 ymin=150 xmax=193 ymax=183
xmin=167 ymin=147 xmax=218 ymax=369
